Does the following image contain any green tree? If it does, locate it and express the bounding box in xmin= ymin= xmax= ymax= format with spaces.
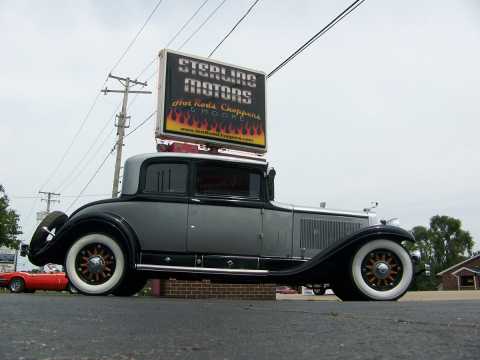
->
xmin=429 ymin=215 xmax=474 ymax=269
xmin=407 ymin=215 xmax=474 ymax=291
xmin=0 ymin=184 xmax=22 ymax=249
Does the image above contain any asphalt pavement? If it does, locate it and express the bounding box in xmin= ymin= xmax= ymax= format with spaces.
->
xmin=1 ymin=294 xmax=479 ymax=360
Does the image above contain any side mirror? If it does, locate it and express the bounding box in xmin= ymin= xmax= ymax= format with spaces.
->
xmin=267 ymin=168 xmax=276 ymax=201
xmin=20 ymin=244 xmax=29 ymax=257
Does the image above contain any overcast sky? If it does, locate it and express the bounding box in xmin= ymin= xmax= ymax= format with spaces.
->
xmin=1 ymin=0 xmax=479 ymax=261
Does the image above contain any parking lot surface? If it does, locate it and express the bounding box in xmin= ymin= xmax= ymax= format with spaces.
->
xmin=1 ymin=293 xmax=479 ymax=360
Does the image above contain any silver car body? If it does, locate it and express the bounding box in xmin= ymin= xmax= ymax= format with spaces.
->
xmin=71 ymin=153 xmax=372 ymax=265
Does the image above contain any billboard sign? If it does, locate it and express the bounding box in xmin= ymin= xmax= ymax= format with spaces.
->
xmin=156 ymin=49 xmax=267 ymax=153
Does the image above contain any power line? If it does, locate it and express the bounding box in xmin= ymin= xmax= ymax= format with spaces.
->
xmin=208 ymin=0 xmax=261 ymax=58
xmin=109 ymin=0 xmax=165 ymax=75
xmin=63 ymin=194 xmax=111 ymax=198
xmin=65 ymin=149 xmax=115 ymax=213
xmin=39 ymin=91 xmax=104 ymax=191
xmin=125 ymin=111 xmax=157 ymax=138
xmin=23 ymin=196 xmax=40 ymax=226
xmin=178 ymin=0 xmax=228 ymax=51
xmin=59 ymin=125 xmax=116 ymax=195
xmin=136 ymin=0 xmax=212 ymax=80
xmin=138 ymin=0 xmax=229 ymax=85
xmin=38 ymin=191 xmax=61 ymax=213
xmin=64 ymin=111 xmax=154 ymax=212
xmin=40 ymin=1 xmax=165 ymax=192
xmin=13 ymin=194 xmax=111 ymax=199
xmin=267 ymin=0 xmax=367 ymax=78
xmin=166 ymin=0 xmax=211 ymax=49
xmin=56 ymin=84 xmax=147 ymax=195
xmin=54 ymin=103 xmax=121 ymax=193
xmin=102 ymin=75 xmax=152 ymax=198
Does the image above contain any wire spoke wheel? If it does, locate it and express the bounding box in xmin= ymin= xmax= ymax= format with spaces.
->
xmin=361 ymin=249 xmax=403 ymax=291
xmin=75 ymin=243 xmax=116 ymax=286
xmin=65 ymin=233 xmax=125 ymax=295
xmin=348 ymin=239 xmax=413 ymax=301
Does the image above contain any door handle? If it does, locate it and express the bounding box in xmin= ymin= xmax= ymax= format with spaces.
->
xmin=190 ymin=198 xmax=200 ymax=203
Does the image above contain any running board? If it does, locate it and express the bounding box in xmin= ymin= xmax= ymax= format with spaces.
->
xmin=135 ymin=263 xmax=270 ymax=275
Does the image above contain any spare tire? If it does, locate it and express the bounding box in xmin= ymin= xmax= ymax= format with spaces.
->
xmin=28 ymin=211 xmax=68 ymax=266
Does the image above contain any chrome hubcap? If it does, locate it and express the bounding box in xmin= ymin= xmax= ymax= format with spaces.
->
xmin=87 ymin=256 xmax=105 ymax=274
xmin=374 ymin=262 xmax=390 ymax=279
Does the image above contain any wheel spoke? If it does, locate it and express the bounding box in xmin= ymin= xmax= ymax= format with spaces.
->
xmin=361 ymin=248 xmax=403 ymax=292
xmin=75 ymin=242 xmax=116 ymax=286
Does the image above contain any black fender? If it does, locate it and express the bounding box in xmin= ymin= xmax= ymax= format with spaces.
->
xmin=33 ymin=212 xmax=141 ymax=269
xmin=270 ymin=225 xmax=415 ymax=282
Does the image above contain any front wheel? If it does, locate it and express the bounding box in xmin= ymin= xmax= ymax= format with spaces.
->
xmin=333 ymin=239 xmax=413 ymax=301
xmin=312 ymin=286 xmax=326 ymax=296
xmin=65 ymin=233 xmax=126 ymax=296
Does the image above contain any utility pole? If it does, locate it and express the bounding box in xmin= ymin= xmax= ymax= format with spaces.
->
xmin=38 ymin=191 xmax=60 ymax=213
xmin=102 ymin=74 xmax=151 ymax=198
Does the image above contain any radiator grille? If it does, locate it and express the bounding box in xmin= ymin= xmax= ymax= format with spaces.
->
xmin=300 ymin=219 xmax=362 ymax=249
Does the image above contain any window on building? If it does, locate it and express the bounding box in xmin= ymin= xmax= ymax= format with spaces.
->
xmin=0 ymin=253 xmax=15 ymax=263
xmin=195 ymin=164 xmax=261 ymax=199
xmin=460 ymin=275 xmax=474 ymax=287
xmin=143 ymin=163 xmax=188 ymax=194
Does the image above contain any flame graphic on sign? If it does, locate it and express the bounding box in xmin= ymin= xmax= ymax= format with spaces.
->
xmin=165 ymin=109 xmax=265 ymax=146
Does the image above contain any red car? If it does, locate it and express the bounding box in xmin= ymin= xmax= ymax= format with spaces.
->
xmin=275 ymin=286 xmax=298 ymax=294
xmin=0 ymin=271 xmax=75 ymax=293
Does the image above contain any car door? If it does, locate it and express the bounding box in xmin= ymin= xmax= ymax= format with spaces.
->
xmin=117 ymin=160 xmax=190 ymax=252
xmin=29 ymin=273 xmax=56 ymax=290
xmin=187 ymin=161 xmax=264 ymax=256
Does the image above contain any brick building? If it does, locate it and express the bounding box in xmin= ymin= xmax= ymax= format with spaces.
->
xmin=437 ymin=254 xmax=480 ymax=290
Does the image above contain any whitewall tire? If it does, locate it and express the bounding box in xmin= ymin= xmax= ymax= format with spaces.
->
xmin=351 ymin=239 xmax=413 ymax=301
xmin=65 ymin=233 xmax=126 ymax=295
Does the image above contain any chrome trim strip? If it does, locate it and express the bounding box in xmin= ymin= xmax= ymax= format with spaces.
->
xmin=135 ymin=264 xmax=269 ymax=274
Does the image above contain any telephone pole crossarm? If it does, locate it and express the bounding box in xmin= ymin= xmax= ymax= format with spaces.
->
xmin=102 ymin=74 xmax=152 ymax=198
xmin=38 ymin=191 xmax=61 ymax=213
xmin=102 ymin=88 xmax=151 ymax=94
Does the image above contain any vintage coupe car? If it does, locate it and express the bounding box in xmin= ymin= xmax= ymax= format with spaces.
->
xmin=0 ymin=271 xmax=74 ymax=293
xmin=27 ymin=152 xmax=415 ymax=300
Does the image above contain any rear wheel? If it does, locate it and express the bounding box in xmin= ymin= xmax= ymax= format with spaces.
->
xmin=333 ymin=239 xmax=413 ymax=301
xmin=312 ymin=286 xmax=326 ymax=296
xmin=9 ymin=278 xmax=25 ymax=293
xmin=65 ymin=233 xmax=126 ymax=296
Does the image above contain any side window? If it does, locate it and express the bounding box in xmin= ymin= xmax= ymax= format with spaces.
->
xmin=195 ymin=164 xmax=261 ymax=199
xmin=143 ymin=163 xmax=188 ymax=194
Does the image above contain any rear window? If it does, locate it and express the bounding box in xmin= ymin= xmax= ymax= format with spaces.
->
xmin=195 ymin=164 xmax=261 ymax=199
xmin=143 ymin=163 xmax=188 ymax=194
